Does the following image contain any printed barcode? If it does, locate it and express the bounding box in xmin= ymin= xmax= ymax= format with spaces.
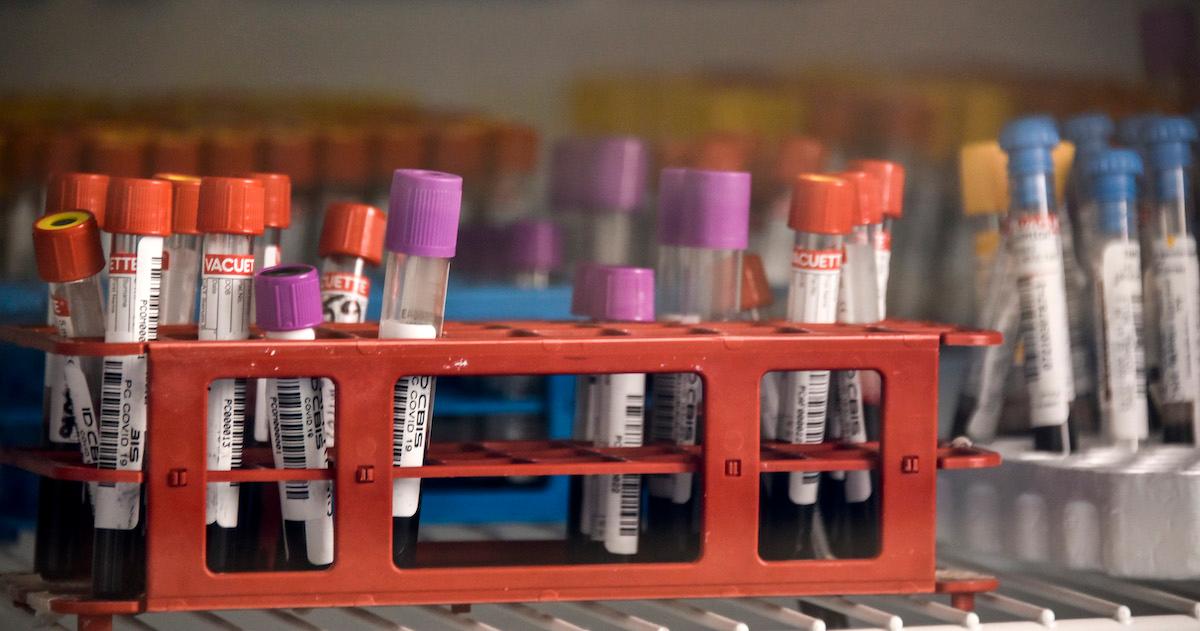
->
xmin=650 ymin=374 xmax=676 ymax=442
xmin=231 ymin=378 xmax=246 ymax=471
xmin=147 ymin=255 xmax=162 ymax=342
xmin=1133 ymin=296 xmax=1147 ymax=398
xmin=616 ymin=474 xmax=641 ymax=537
xmin=678 ymin=375 xmax=700 ymax=444
xmin=798 ymin=370 xmax=830 ymax=444
xmin=622 ymin=393 xmax=644 ymax=446
xmin=1017 ymin=276 xmax=1042 ymax=381
xmin=97 ymin=358 xmax=123 ymax=479
xmin=276 ymin=378 xmax=309 ymax=500
xmin=392 ymin=377 xmax=409 ymax=464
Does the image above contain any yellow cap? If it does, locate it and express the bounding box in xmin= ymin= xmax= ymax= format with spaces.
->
xmin=1052 ymin=142 xmax=1075 ymax=205
xmin=959 ymin=141 xmax=1009 ymax=215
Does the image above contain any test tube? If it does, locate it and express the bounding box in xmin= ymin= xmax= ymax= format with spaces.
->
xmin=427 ymin=122 xmax=488 ymax=224
xmin=762 ymin=174 xmax=853 ymax=561
xmin=263 ymin=128 xmax=319 ymax=263
xmin=846 ymin=159 xmax=905 ymax=318
xmin=314 ymin=127 xmax=371 ymax=261
xmin=507 ymin=219 xmax=564 ymax=289
xmin=582 ymin=265 xmax=654 ymax=561
xmin=1062 ymin=113 xmax=1116 ymax=267
xmin=1141 ymin=116 xmax=1200 ymax=444
xmin=1084 ymin=149 xmax=1148 ymax=451
xmin=825 ymin=170 xmax=882 ymax=559
xmin=580 ymin=137 xmax=648 ymax=266
xmin=739 ymin=253 xmax=773 ymax=322
xmin=196 ymin=176 xmax=266 ymax=572
xmin=757 ymin=137 xmax=826 ymax=287
xmin=154 ymin=174 xmax=202 ymax=326
xmin=92 ymin=177 xmax=172 ymax=598
xmin=646 ymin=169 xmax=748 ymax=561
xmin=998 ymin=116 xmax=1076 ymax=454
xmin=567 ymin=262 xmax=601 ymax=561
xmin=44 ymin=172 xmax=110 ymax=260
xmin=32 ymin=210 xmax=106 ymax=580
xmin=255 ymin=264 xmax=333 ymax=570
xmin=382 ymin=169 xmax=461 ymax=567
xmin=248 ymin=173 xmax=292 ymax=443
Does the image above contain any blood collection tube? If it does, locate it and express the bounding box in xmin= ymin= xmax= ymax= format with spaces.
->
xmin=196 ymin=176 xmax=265 ymax=572
xmin=32 ymin=210 xmax=106 ymax=580
xmin=567 ymin=262 xmax=601 ymax=561
xmin=507 ymin=219 xmax=563 ymax=289
xmin=44 ymin=172 xmax=110 ymax=261
xmin=580 ymin=137 xmax=647 ymax=266
xmin=757 ymin=137 xmax=826 ymax=287
xmin=428 ymin=122 xmax=488 ymax=224
xmin=647 ymin=169 xmax=748 ymax=561
xmin=263 ymin=128 xmax=319 ymax=262
xmin=483 ymin=123 xmax=539 ymax=225
xmin=1084 ymin=149 xmax=1148 ymax=451
xmin=247 ymin=173 xmax=291 ymax=444
xmin=93 ymin=177 xmax=172 ymax=598
xmin=318 ymin=202 xmax=386 ymax=323
xmin=581 ymin=266 xmax=653 ymax=561
xmin=999 ymin=116 xmax=1076 ymax=454
xmin=1141 ymin=116 xmax=1200 ymax=444
xmin=382 ymin=169 xmax=461 ymax=567
xmin=740 ymin=252 xmax=773 ymax=321
xmin=154 ymin=174 xmax=202 ymax=326
xmin=762 ymin=174 xmax=853 ymax=560
xmin=1062 ymin=113 xmax=1116 ymax=266
xmin=846 ymin=159 xmax=905 ymax=318
xmin=254 ymin=264 xmax=333 ymax=570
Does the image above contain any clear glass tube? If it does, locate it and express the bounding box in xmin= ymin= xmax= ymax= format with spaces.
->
xmin=45 ymin=277 xmax=105 ymax=444
xmin=755 ymin=188 xmax=794 ymax=287
xmin=161 ymin=234 xmax=201 ymax=325
xmin=587 ymin=212 xmax=634 ymax=266
xmin=281 ymin=192 xmax=317 ymax=264
xmin=966 ymin=213 xmax=1004 ymax=324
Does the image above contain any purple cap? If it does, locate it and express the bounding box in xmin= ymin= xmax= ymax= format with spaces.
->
xmin=589 ymin=265 xmax=655 ymax=322
xmin=678 ymin=169 xmax=751 ymax=250
xmin=549 ymin=138 xmax=584 ymax=212
xmin=386 ymin=169 xmax=462 ymax=257
xmin=581 ymin=137 xmax=647 ymax=213
xmin=507 ymin=219 xmax=563 ymax=272
xmin=570 ymin=262 xmax=599 ymax=317
xmin=656 ymin=167 xmax=689 ymax=246
xmin=254 ymin=264 xmax=323 ymax=331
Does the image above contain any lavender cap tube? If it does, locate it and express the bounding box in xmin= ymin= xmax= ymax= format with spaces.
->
xmin=508 ymin=219 xmax=564 ymax=271
xmin=254 ymin=264 xmax=324 ymax=331
xmin=657 ymin=167 xmax=689 ymax=246
xmin=583 ymin=137 xmax=648 ymax=213
xmin=386 ymin=169 xmax=463 ymax=257
xmin=678 ymin=169 xmax=751 ymax=250
xmin=590 ymin=265 xmax=655 ymax=322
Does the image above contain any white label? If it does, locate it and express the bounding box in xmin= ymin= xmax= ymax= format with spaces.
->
xmin=382 ymin=320 xmax=439 ymax=518
xmin=836 ymin=371 xmax=872 ymax=502
xmin=788 ymin=247 xmax=841 ymax=322
xmin=62 ymin=358 xmax=99 ymax=459
xmin=1153 ymin=236 xmax=1200 ymax=422
xmin=874 ymin=230 xmax=891 ymax=318
xmin=1060 ymin=220 xmax=1095 ymax=396
xmin=1096 ymin=241 xmax=1148 ymax=441
xmin=95 ymin=237 xmax=161 ymax=530
xmin=321 ymin=272 xmax=371 ymax=324
xmin=199 ymin=254 xmax=254 ymax=341
xmin=589 ymin=373 xmax=644 ymax=555
xmin=760 ymin=371 xmax=780 ymax=441
xmin=268 ymin=377 xmax=331 ymax=522
xmin=647 ymin=372 xmax=702 ymax=503
xmin=1009 ymin=215 xmax=1074 ymax=428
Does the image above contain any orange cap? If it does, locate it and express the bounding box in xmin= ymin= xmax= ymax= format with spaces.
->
xmin=105 ymin=177 xmax=173 ymax=236
xmin=154 ymin=174 xmax=201 ymax=235
xmin=428 ymin=122 xmax=488 ymax=179
xmin=197 ymin=176 xmax=265 ymax=235
xmin=34 ymin=211 xmax=106 ymax=283
xmin=692 ymin=133 xmax=754 ymax=171
xmin=373 ymin=124 xmax=425 ymax=181
xmin=740 ymin=252 xmax=773 ymax=311
xmin=44 ymin=172 xmax=110 ymax=224
xmin=319 ymin=127 xmax=370 ymax=188
xmin=318 ymin=202 xmax=386 ymax=265
xmin=839 ymin=170 xmax=883 ymax=225
xmin=262 ymin=128 xmax=317 ymax=189
xmin=772 ymin=136 xmax=826 ymax=184
xmin=789 ymin=174 xmax=854 ymax=235
xmin=149 ymin=131 xmax=201 ymax=175
xmin=243 ymin=172 xmax=291 ymax=228
xmin=847 ymin=159 xmax=905 ymax=218
xmin=489 ymin=122 xmax=539 ymax=173
xmin=42 ymin=131 xmax=83 ymax=177
xmin=88 ymin=131 xmax=146 ymax=178
xmin=204 ymin=129 xmax=259 ymax=176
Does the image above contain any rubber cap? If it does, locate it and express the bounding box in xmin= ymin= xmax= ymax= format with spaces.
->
xmin=678 ymin=169 xmax=751 ymax=249
xmin=244 ymin=173 xmax=291 ymax=228
xmin=1085 ymin=148 xmax=1142 ymax=204
xmin=263 ymin=128 xmax=317 ymax=189
xmin=847 ymin=159 xmax=905 ymax=218
xmin=588 ymin=265 xmax=655 ymax=322
xmin=740 ymin=252 xmax=773 ymax=311
xmin=692 ymin=133 xmax=753 ymax=172
xmin=490 ymin=122 xmax=539 ymax=173
xmin=197 ymin=176 xmax=265 ymax=235
xmin=149 ymin=131 xmax=201 ymax=176
xmin=44 ymin=172 xmax=109 ymax=224
xmin=656 ymin=167 xmax=689 ymax=245
xmin=428 ymin=122 xmax=488 ymax=180
xmin=204 ymin=129 xmax=259 ymax=176
xmin=773 ymin=136 xmax=826 ymax=185
xmin=507 ymin=218 xmax=562 ymax=272
xmin=789 ymin=174 xmax=854 ymax=235
xmin=386 ymin=169 xmax=462 ymax=257
xmin=1117 ymin=114 xmax=1157 ymax=147
xmin=34 ymin=211 xmax=106 ymax=283
xmin=254 ymin=264 xmax=323 ymax=332
xmin=87 ymin=130 xmax=146 ymax=178
xmin=582 ymin=136 xmax=647 ymax=213
xmin=839 ymin=170 xmax=884 ymax=226
xmin=319 ymin=202 xmax=386 ymax=265
xmin=998 ymin=115 xmax=1060 ymax=175
xmin=958 ymin=142 xmax=1008 ymax=215
xmin=105 ymin=177 xmax=173 ymax=236
xmin=1140 ymin=115 xmax=1198 ymax=169
xmin=319 ymin=127 xmax=371 ymax=188
xmin=1062 ymin=113 xmax=1115 ymax=150
xmin=154 ymin=174 xmax=201 ymax=235
xmin=43 ymin=131 xmax=83 ymax=177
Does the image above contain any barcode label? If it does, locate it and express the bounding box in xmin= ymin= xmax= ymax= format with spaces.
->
xmin=63 ymin=357 xmax=99 ymax=461
xmin=205 ymin=378 xmax=246 ymax=527
xmin=782 ymin=369 xmax=830 ymax=506
xmin=788 ymin=251 xmax=841 ymax=323
xmin=1009 ymin=214 xmax=1074 ymax=428
xmin=268 ymin=376 xmax=329 ymax=521
xmin=97 ymin=358 xmax=124 ymax=472
xmin=391 ymin=375 xmax=434 ymax=518
xmin=594 ymin=373 xmax=645 ymax=554
xmin=1153 ymin=236 xmax=1200 ymax=418
xmin=647 ymin=373 xmax=701 ymax=503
